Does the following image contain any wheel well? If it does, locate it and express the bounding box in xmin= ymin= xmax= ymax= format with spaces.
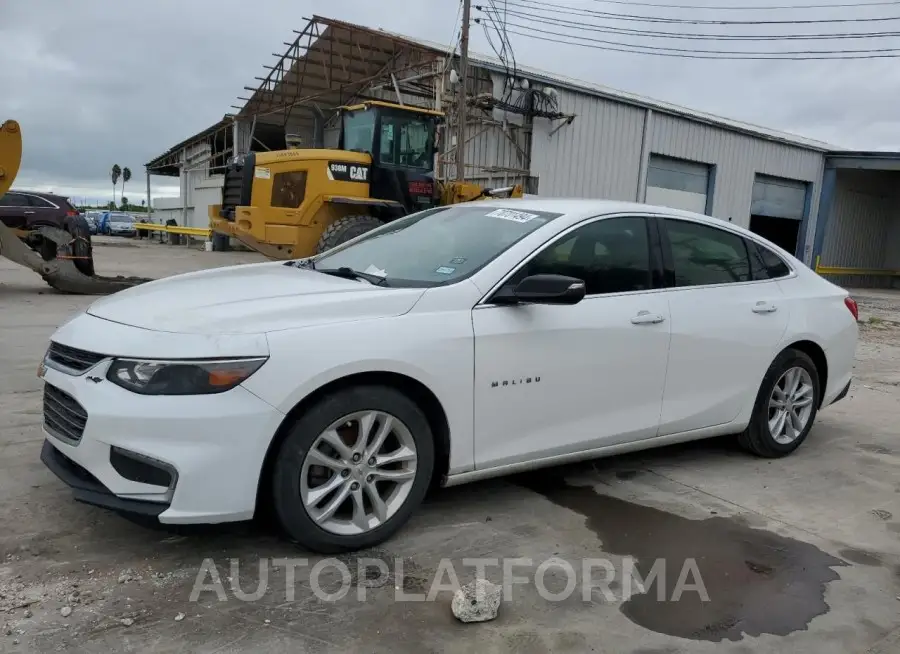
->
xmin=255 ymin=371 xmax=451 ymax=514
xmin=785 ymin=340 xmax=828 ymax=407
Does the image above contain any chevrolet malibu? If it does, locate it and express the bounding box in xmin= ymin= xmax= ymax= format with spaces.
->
xmin=39 ymin=199 xmax=858 ymax=553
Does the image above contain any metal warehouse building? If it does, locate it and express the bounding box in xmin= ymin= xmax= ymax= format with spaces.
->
xmin=146 ymin=15 xmax=900 ymax=287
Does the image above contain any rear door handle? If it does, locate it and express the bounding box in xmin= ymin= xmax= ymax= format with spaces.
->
xmin=631 ymin=311 xmax=666 ymax=325
xmin=23 ymin=211 xmax=35 ymax=215
xmin=752 ymin=301 xmax=778 ymax=314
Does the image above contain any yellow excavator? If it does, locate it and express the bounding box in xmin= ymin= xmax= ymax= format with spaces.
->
xmin=0 ymin=120 xmax=149 ymax=294
xmin=210 ymin=101 xmax=522 ymax=259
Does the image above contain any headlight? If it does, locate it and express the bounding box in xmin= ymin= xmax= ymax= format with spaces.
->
xmin=106 ymin=357 xmax=267 ymax=395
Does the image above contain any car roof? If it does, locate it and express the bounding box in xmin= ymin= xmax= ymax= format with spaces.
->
xmin=8 ymin=189 xmax=69 ymax=201
xmin=458 ymin=197 xmax=754 ymax=236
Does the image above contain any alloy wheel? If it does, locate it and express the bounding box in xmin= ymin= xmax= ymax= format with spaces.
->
xmin=300 ymin=410 xmax=418 ymax=536
xmin=768 ymin=366 xmax=815 ymax=445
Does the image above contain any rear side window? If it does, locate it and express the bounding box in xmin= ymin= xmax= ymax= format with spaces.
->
xmin=29 ymin=196 xmax=57 ymax=208
xmin=665 ymin=219 xmax=751 ymax=287
xmin=749 ymin=241 xmax=791 ymax=279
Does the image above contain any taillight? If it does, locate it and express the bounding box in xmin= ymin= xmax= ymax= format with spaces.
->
xmin=66 ymin=210 xmax=78 ymax=217
xmin=844 ymin=296 xmax=859 ymax=321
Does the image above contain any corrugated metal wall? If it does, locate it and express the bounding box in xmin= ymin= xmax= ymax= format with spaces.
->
xmin=649 ymin=114 xmax=824 ymax=237
xmin=529 ymin=88 xmax=645 ymax=199
xmin=821 ymin=169 xmax=900 ymax=288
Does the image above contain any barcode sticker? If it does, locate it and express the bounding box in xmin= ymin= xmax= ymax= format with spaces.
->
xmin=486 ymin=209 xmax=539 ymax=223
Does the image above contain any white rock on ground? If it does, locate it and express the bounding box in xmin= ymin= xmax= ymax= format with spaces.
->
xmin=60 ymin=607 xmax=72 ymax=618
xmin=451 ymin=579 xmax=502 ymax=623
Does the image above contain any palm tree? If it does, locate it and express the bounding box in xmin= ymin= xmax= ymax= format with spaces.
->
xmin=122 ymin=167 xmax=132 ymax=203
xmin=111 ymin=164 xmax=121 ymax=205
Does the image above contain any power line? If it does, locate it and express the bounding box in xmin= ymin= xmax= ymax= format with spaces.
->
xmin=482 ymin=0 xmax=900 ymax=24
xmin=483 ymin=18 xmax=900 ymax=53
xmin=479 ymin=5 xmax=900 ymax=39
xmin=492 ymin=23 xmax=900 ymax=57
xmin=581 ymin=0 xmax=900 ymax=9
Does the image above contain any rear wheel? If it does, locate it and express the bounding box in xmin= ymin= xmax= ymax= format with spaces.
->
xmin=271 ymin=385 xmax=434 ymax=553
xmin=738 ymin=348 xmax=820 ymax=458
xmin=316 ymin=214 xmax=384 ymax=254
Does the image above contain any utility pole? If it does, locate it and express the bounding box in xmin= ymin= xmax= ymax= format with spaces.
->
xmin=455 ymin=0 xmax=471 ymax=181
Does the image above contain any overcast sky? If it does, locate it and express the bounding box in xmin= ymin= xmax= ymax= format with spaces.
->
xmin=2 ymin=0 xmax=899 ymax=204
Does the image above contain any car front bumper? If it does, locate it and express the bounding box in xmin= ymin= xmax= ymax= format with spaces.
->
xmin=39 ymin=347 xmax=284 ymax=525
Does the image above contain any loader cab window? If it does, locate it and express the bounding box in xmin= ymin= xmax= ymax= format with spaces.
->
xmin=378 ymin=114 xmax=434 ymax=172
xmin=342 ymin=110 xmax=376 ymax=155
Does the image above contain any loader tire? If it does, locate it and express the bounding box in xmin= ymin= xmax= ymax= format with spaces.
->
xmin=316 ymin=214 xmax=384 ymax=254
xmin=64 ymin=215 xmax=95 ymax=277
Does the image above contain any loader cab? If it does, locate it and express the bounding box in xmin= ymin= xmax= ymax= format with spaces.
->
xmin=338 ymin=101 xmax=442 ymax=212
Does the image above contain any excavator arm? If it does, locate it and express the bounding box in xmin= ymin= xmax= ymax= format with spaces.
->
xmin=0 ymin=120 xmax=151 ymax=294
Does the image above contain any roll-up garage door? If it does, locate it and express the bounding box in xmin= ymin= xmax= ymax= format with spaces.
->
xmin=645 ymin=155 xmax=710 ymax=214
xmin=751 ymin=175 xmax=807 ymax=220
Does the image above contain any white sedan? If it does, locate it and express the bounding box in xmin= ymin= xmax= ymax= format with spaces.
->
xmin=39 ymin=199 xmax=858 ymax=552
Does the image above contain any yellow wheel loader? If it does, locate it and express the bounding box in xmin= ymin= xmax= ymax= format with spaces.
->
xmin=0 ymin=120 xmax=150 ymax=294
xmin=210 ymin=101 xmax=523 ymax=259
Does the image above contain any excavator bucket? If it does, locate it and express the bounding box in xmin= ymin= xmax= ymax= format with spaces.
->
xmin=0 ymin=120 xmax=22 ymax=198
xmin=0 ymin=119 xmax=152 ymax=294
xmin=0 ymin=222 xmax=152 ymax=294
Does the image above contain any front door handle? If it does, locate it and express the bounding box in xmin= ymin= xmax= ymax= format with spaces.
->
xmin=631 ymin=311 xmax=666 ymax=325
xmin=23 ymin=211 xmax=35 ymax=215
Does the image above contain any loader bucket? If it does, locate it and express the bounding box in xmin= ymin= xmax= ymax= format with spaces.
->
xmin=0 ymin=222 xmax=152 ymax=294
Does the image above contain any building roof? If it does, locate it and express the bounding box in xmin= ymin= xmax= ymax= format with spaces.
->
xmin=367 ymin=25 xmax=841 ymax=152
xmin=145 ymin=115 xmax=234 ymax=175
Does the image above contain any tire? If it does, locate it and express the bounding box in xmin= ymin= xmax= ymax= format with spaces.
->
xmin=271 ymin=385 xmax=435 ymax=553
xmin=316 ymin=214 xmax=384 ymax=254
xmin=738 ymin=348 xmax=820 ymax=458
xmin=63 ymin=215 xmax=95 ymax=276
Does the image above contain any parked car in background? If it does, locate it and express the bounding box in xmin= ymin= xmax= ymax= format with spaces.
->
xmin=37 ymin=199 xmax=859 ymax=553
xmin=84 ymin=212 xmax=103 ymax=235
xmin=105 ymin=212 xmax=137 ymax=237
xmin=0 ymin=189 xmax=94 ymax=275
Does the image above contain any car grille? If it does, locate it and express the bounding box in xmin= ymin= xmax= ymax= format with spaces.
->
xmin=46 ymin=342 xmax=106 ymax=374
xmin=43 ymin=384 xmax=88 ymax=445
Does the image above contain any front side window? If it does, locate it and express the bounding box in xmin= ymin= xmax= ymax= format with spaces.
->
xmin=513 ymin=216 xmax=653 ymax=295
xmin=0 ymin=193 xmax=29 ymax=207
xmin=314 ymin=206 xmax=560 ymax=287
xmin=379 ymin=114 xmax=434 ymax=171
xmin=342 ymin=110 xmax=376 ymax=154
xmin=665 ymin=219 xmax=751 ymax=287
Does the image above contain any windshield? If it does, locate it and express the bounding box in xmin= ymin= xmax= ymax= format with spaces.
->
xmin=314 ymin=205 xmax=561 ymax=287
xmin=111 ymin=214 xmax=133 ymax=223
xmin=343 ymin=110 xmax=375 ymax=154
xmin=379 ymin=113 xmax=434 ymax=171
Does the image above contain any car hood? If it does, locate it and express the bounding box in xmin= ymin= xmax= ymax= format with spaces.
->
xmin=86 ymin=261 xmax=426 ymax=335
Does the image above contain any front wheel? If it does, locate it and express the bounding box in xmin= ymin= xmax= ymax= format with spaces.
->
xmin=738 ymin=348 xmax=820 ymax=458
xmin=271 ymin=385 xmax=434 ymax=553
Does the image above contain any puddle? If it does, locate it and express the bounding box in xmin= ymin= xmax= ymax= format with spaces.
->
xmin=520 ymin=475 xmax=847 ymax=642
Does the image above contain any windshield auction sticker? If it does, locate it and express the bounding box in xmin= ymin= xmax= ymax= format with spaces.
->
xmin=486 ymin=208 xmax=539 ymax=223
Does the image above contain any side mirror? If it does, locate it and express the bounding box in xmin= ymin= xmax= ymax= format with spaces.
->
xmin=493 ymin=274 xmax=586 ymax=305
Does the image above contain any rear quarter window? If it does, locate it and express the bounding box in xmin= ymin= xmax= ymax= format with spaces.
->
xmin=748 ymin=241 xmax=791 ymax=280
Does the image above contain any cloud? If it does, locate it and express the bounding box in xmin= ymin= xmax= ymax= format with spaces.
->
xmin=1 ymin=0 xmax=897 ymax=202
